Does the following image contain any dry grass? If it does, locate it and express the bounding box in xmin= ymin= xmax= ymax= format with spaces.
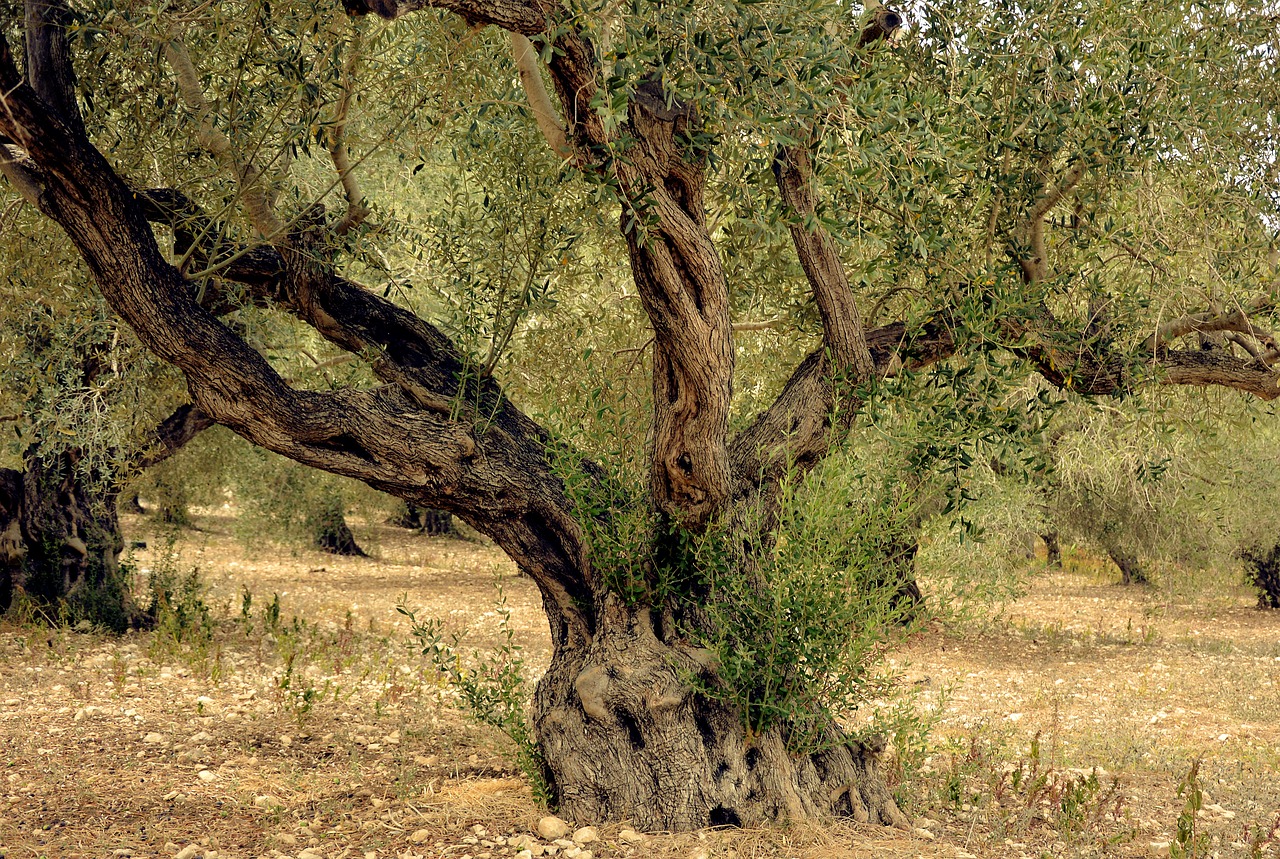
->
xmin=1 ymin=514 xmax=1278 ymax=859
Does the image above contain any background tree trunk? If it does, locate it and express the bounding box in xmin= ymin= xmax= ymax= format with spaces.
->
xmin=1042 ymin=532 xmax=1062 ymax=568
xmin=0 ymin=453 xmax=147 ymax=630
xmin=1106 ymin=544 xmax=1147 ymax=585
xmin=389 ymin=501 xmax=456 ymax=536
xmin=1241 ymin=545 xmax=1280 ymax=609
xmin=312 ymin=497 xmax=367 ymax=557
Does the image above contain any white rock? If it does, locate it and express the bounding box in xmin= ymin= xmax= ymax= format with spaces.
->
xmin=1149 ymin=842 xmax=1172 ymax=857
xmin=912 ymin=828 xmax=936 ymax=840
xmin=618 ymin=829 xmax=646 ymax=845
xmin=571 ymin=827 xmax=598 ymax=844
xmin=197 ymin=770 xmax=217 ymax=782
xmin=144 ymin=732 xmax=165 ymax=744
xmin=563 ymin=849 xmax=581 ymax=859
xmin=515 ymin=852 xmax=533 ymax=859
xmin=537 ymin=816 xmax=570 ymax=841
xmin=254 ymin=795 xmax=279 ymax=808
xmin=408 ymin=829 xmax=430 ymax=844
xmin=174 ymin=845 xmax=200 ymax=859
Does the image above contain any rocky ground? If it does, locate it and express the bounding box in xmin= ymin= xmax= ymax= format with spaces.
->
xmin=1 ymin=512 xmax=1277 ymax=859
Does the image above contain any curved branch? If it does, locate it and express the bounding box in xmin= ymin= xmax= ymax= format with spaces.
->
xmin=0 ymin=38 xmax=597 ymax=643
xmin=328 ymin=22 xmax=372 ymax=235
xmin=163 ymin=36 xmax=285 ymax=239
xmin=511 ymin=33 xmax=572 ymax=160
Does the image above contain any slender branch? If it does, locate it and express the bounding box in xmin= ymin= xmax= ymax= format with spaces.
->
xmin=163 ymin=35 xmax=286 ymax=239
xmin=1019 ymin=159 xmax=1085 ymax=283
xmin=511 ymin=33 xmax=573 ymax=160
xmin=328 ymin=21 xmax=372 ymax=235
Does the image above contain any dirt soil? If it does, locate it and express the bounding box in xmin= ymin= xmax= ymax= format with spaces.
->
xmin=1 ymin=514 xmax=1278 ymax=859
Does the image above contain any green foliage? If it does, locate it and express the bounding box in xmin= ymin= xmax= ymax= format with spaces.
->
xmin=1171 ymin=757 xmax=1209 ymax=859
xmin=690 ymin=454 xmax=924 ymax=750
xmin=144 ymin=532 xmax=217 ymax=671
xmin=400 ymin=586 xmax=554 ymax=805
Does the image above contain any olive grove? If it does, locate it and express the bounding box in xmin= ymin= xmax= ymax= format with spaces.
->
xmin=0 ymin=0 xmax=1278 ymax=831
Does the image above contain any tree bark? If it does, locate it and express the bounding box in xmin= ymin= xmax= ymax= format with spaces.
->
xmin=1106 ymin=544 xmax=1147 ymax=586
xmin=1042 ymin=531 xmax=1062 ymax=568
xmin=533 ymin=599 xmax=908 ymax=829
xmin=311 ymin=496 xmax=367 ymax=557
xmin=0 ymin=453 xmax=147 ymax=630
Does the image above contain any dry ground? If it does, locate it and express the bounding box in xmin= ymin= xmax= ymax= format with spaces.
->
xmin=1 ymin=513 xmax=1278 ymax=859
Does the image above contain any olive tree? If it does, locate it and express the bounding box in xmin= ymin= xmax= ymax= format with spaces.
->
xmin=0 ymin=0 xmax=1277 ymax=830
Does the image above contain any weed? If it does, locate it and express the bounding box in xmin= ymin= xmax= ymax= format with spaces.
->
xmin=1171 ymin=757 xmax=1209 ymax=859
xmin=401 ymin=583 xmax=553 ymax=806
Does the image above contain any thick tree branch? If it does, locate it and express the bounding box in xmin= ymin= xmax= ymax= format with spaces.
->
xmin=0 ymin=36 xmax=598 ymax=642
xmin=24 ymin=0 xmax=83 ymax=135
xmin=773 ymin=146 xmax=875 ymax=379
xmin=132 ymin=403 xmax=215 ymax=472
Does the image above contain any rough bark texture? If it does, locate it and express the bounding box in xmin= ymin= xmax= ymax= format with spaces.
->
xmin=0 ymin=454 xmax=146 ymax=630
xmin=533 ymin=600 xmax=908 ymax=830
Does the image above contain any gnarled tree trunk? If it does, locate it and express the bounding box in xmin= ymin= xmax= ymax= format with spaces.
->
xmin=533 ymin=599 xmax=906 ymax=829
xmin=0 ymin=453 xmax=145 ymax=630
xmin=1106 ymin=543 xmax=1147 ymax=585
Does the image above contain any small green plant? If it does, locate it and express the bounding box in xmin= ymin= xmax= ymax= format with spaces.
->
xmin=1171 ymin=757 xmax=1209 ymax=859
xmin=401 ymin=583 xmax=553 ymax=805
xmin=144 ymin=532 xmax=213 ymax=654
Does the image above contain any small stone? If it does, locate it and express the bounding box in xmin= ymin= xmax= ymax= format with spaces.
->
xmin=472 ymin=825 xmax=487 ymax=836
xmin=408 ymin=829 xmax=430 ymax=844
xmin=164 ymin=843 xmax=180 ymax=853
xmin=280 ymin=735 xmax=293 ymax=748
xmin=563 ymin=849 xmax=581 ymax=859
xmin=536 ymin=817 xmax=570 ymax=841
xmin=113 ymin=851 xmax=133 ymax=857
xmin=912 ymin=817 xmax=940 ymax=832
xmin=197 ymin=770 xmax=216 ymax=782
xmin=275 ymin=833 xmax=299 ymax=846
xmin=515 ymin=852 xmax=533 ymax=859
xmin=571 ymin=827 xmax=597 ymax=845
xmin=1149 ymin=842 xmax=1171 ymax=858
xmin=254 ymin=795 xmax=278 ymax=808
xmin=912 ymin=828 xmax=935 ymax=841
xmin=618 ymin=830 xmax=646 ymax=845
xmin=414 ymin=755 xmax=437 ymax=766
xmin=144 ymin=732 xmax=165 ymax=744
xmin=174 ymin=845 xmax=200 ymax=859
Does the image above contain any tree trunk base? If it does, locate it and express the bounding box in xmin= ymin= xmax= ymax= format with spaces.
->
xmin=534 ymin=604 xmax=908 ymax=831
xmin=1242 ymin=545 xmax=1280 ymax=609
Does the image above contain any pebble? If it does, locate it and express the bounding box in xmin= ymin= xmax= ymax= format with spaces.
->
xmin=197 ymin=770 xmax=216 ymax=782
xmin=537 ymin=816 xmax=570 ymax=841
xmin=618 ymin=829 xmax=646 ymax=845
xmin=1149 ymin=842 xmax=1171 ymax=857
xmin=408 ymin=830 xmax=430 ymax=844
xmin=912 ymin=828 xmax=936 ymax=840
xmin=144 ymin=732 xmax=165 ymax=744
xmin=571 ymin=827 xmax=598 ymax=844
xmin=254 ymin=795 xmax=279 ymax=808
xmin=174 ymin=845 xmax=200 ymax=859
